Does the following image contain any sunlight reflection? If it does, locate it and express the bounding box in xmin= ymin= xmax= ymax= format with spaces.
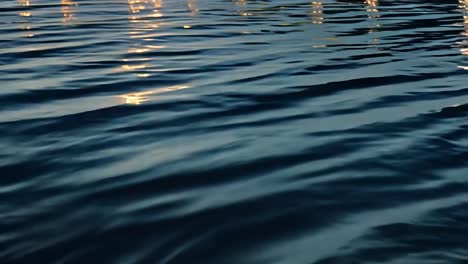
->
xmin=61 ymin=0 xmax=78 ymax=25
xmin=458 ymin=0 xmax=468 ymax=57
xmin=118 ymin=85 xmax=191 ymax=105
xmin=19 ymin=11 xmax=32 ymax=17
xmin=461 ymin=0 xmax=468 ymax=24
xmin=235 ymin=0 xmax=253 ymax=16
xmin=18 ymin=0 xmax=31 ymax=16
xmin=365 ymin=0 xmax=379 ymax=16
xmin=311 ymin=1 xmax=324 ymax=24
xmin=18 ymin=0 xmax=30 ymax=5
xmin=128 ymin=0 xmax=163 ymax=23
xmin=365 ymin=0 xmax=380 ymax=45
xmin=123 ymin=0 xmax=166 ymax=76
xmin=121 ymin=64 xmax=148 ymax=71
xmin=18 ymin=0 xmax=34 ymax=37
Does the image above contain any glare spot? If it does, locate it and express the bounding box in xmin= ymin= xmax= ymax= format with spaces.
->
xmin=118 ymin=85 xmax=191 ymax=105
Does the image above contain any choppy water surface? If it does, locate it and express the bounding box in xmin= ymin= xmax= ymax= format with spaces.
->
xmin=2 ymin=0 xmax=468 ymax=263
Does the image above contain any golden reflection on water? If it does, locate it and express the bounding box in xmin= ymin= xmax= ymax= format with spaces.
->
xmin=459 ymin=0 xmax=468 ymax=57
xmin=18 ymin=0 xmax=34 ymax=37
xmin=365 ymin=0 xmax=380 ymax=46
xmin=118 ymin=85 xmax=191 ymax=105
xmin=460 ymin=0 xmax=468 ymax=23
xmin=365 ymin=0 xmax=379 ymax=15
xmin=18 ymin=0 xmax=30 ymax=5
xmin=129 ymin=0 xmax=163 ymax=16
xmin=365 ymin=0 xmax=380 ymax=27
xmin=17 ymin=0 xmax=78 ymax=36
xmin=18 ymin=0 xmax=31 ymax=16
xmin=119 ymin=0 xmax=191 ymax=105
xmin=123 ymin=0 xmax=166 ymax=76
xmin=61 ymin=0 xmax=78 ymax=25
xmin=19 ymin=11 xmax=32 ymax=17
xmin=311 ymin=1 xmax=324 ymax=24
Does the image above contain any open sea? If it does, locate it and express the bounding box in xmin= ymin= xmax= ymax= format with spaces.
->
xmin=1 ymin=0 xmax=468 ymax=263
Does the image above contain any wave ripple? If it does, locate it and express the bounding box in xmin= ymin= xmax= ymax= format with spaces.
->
xmin=1 ymin=0 xmax=468 ymax=263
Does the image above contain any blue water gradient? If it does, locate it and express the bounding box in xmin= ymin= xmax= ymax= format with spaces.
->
xmin=1 ymin=0 xmax=468 ymax=263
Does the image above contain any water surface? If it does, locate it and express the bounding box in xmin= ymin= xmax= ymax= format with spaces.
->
xmin=1 ymin=0 xmax=468 ymax=263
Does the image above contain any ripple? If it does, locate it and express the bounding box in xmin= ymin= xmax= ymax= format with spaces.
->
xmin=2 ymin=0 xmax=468 ymax=263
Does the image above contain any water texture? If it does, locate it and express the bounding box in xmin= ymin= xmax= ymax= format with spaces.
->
xmin=1 ymin=0 xmax=468 ymax=263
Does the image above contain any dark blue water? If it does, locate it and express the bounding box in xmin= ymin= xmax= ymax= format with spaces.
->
xmin=2 ymin=0 xmax=468 ymax=263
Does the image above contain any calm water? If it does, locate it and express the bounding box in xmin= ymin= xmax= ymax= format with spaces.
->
xmin=2 ymin=0 xmax=468 ymax=263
